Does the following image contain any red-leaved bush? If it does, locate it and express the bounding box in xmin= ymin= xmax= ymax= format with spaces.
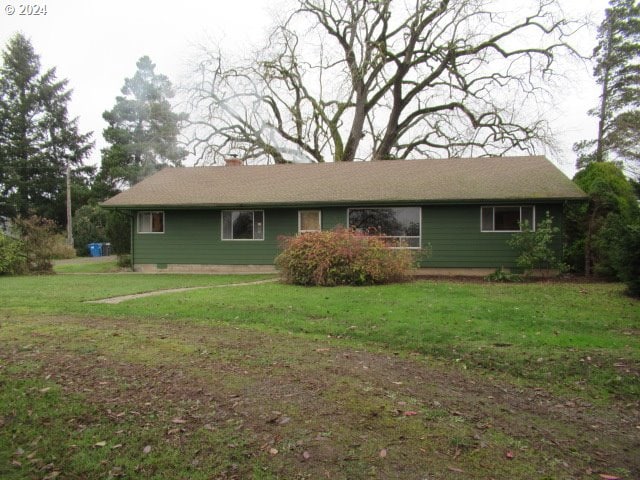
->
xmin=275 ymin=227 xmax=417 ymax=286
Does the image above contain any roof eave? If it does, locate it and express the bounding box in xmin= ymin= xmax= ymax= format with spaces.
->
xmin=101 ymin=195 xmax=587 ymax=210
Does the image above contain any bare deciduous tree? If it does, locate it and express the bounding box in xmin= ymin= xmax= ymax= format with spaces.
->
xmin=186 ymin=0 xmax=582 ymax=164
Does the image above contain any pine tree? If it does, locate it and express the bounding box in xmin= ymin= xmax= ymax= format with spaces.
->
xmin=0 ymin=33 xmax=93 ymax=224
xmin=575 ymin=0 xmax=640 ymax=173
xmin=97 ymin=56 xmax=188 ymax=192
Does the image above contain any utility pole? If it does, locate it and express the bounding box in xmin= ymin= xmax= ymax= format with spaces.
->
xmin=66 ymin=163 xmax=73 ymax=246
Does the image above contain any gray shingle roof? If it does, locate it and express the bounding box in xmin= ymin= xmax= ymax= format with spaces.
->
xmin=101 ymin=156 xmax=586 ymax=208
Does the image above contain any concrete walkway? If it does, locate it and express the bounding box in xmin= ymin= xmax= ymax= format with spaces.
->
xmin=86 ymin=278 xmax=278 ymax=305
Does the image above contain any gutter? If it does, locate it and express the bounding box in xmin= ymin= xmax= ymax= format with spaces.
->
xmin=100 ymin=196 xmax=588 ymax=211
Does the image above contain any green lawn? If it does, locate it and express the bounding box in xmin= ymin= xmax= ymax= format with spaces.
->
xmin=0 ymin=274 xmax=638 ymax=479
xmin=1 ymin=274 xmax=637 ymax=399
xmin=0 ymin=273 xmax=273 ymax=311
xmin=53 ymin=259 xmax=121 ymax=273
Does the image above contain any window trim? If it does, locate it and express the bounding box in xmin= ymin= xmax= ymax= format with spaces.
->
xmin=298 ymin=210 xmax=322 ymax=233
xmin=346 ymin=206 xmax=422 ymax=249
xmin=480 ymin=206 xmax=536 ymax=233
xmin=221 ymin=210 xmax=265 ymax=241
xmin=137 ymin=211 xmax=165 ymax=234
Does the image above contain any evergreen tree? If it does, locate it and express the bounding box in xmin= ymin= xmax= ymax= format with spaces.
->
xmin=565 ymin=162 xmax=639 ymax=276
xmin=0 ymin=33 xmax=93 ymax=224
xmin=575 ymin=0 xmax=640 ymax=173
xmin=97 ymin=56 xmax=187 ymax=192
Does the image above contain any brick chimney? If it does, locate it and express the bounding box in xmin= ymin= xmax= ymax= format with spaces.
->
xmin=224 ymin=156 xmax=243 ymax=167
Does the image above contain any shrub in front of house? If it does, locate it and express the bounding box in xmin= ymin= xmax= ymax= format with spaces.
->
xmin=485 ymin=267 xmax=522 ymax=283
xmin=275 ymin=227 xmax=416 ymax=286
xmin=507 ymin=212 xmax=566 ymax=276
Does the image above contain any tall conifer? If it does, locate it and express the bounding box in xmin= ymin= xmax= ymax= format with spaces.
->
xmin=0 ymin=33 xmax=92 ymax=224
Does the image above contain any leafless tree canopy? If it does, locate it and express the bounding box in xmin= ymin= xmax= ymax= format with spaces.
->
xmin=186 ymin=0 xmax=582 ymax=164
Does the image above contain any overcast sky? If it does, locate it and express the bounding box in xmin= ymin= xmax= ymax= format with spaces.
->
xmin=0 ymin=0 xmax=609 ymax=176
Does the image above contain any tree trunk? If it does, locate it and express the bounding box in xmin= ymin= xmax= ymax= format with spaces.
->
xmin=374 ymin=123 xmax=400 ymax=161
xmin=340 ymin=86 xmax=366 ymax=162
xmin=595 ymin=21 xmax=613 ymax=163
xmin=66 ymin=164 xmax=73 ymax=246
xmin=584 ymin=207 xmax=599 ymax=277
xmin=373 ymin=78 xmax=405 ymax=161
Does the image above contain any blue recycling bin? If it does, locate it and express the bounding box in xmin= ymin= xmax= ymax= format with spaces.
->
xmin=88 ymin=243 xmax=102 ymax=257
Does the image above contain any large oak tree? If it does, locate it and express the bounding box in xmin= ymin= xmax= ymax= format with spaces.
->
xmin=187 ymin=0 xmax=581 ymax=164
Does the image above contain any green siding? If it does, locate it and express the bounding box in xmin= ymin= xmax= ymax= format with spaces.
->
xmin=321 ymin=207 xmax=348 ymax=230
xmin=132 ymin=204 xmax=565 ymax=268
xmin=134 ymin=209 xmax=298 ymax=265
xmin=422 ymin=204 xmax=563 ymax=268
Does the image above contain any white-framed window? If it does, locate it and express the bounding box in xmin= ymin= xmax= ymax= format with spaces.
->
xmin=481 ymin=206 xmax=535 ymax=232
xmin=137 ymin=211 xmax=164 ymax=234
xmin=347 ymin=207 xmax=421 ymax=248
xmin=298 ymin=210 xmax=321 ymax=233
xmin=222 ymin=210 xmax=264 ymax=240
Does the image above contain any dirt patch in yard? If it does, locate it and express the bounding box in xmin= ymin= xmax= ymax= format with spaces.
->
xmin=2 ymin=315 xmax=638 ymax=479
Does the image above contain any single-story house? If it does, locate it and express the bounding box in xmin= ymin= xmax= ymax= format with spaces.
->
xmin=102 ymin=156 xmax=587 ymax=275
